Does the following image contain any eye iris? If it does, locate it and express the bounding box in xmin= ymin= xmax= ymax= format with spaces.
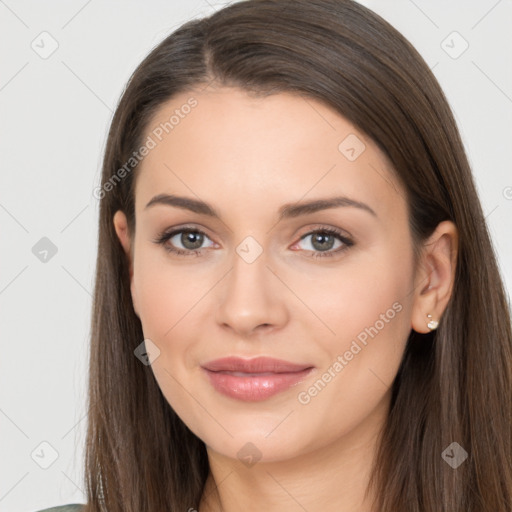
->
xmin=181 ymin=231 xmax=204 ymax=250
xmin=312 ymin=232 xmax=335 ymax=251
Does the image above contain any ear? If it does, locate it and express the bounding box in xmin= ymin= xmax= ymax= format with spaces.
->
xmin=113 ymin=210 xmax=139 ymax=317
xmin=411 ymin=220 xmax=458 ymax=334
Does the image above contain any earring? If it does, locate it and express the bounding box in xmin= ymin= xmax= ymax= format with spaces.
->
xmin=427 ymin=314 xmax=439 ymax=330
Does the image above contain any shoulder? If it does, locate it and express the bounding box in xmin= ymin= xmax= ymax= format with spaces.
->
xmin=34 ymin=505 xmax=84 ymax=512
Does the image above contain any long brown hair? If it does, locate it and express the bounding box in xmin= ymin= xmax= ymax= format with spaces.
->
xmin=84 ymin=1 xmax=512 ymax=510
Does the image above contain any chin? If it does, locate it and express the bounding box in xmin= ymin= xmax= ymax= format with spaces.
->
xmin=192 ymin=410 xmax=324 ymax=464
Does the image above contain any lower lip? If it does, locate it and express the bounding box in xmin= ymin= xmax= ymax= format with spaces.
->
xmin=202 ymin=367 xmax=314 ymax=401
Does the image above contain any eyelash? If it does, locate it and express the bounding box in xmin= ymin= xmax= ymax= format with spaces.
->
xmin=152 ymin=225 xmax=354 ymax=259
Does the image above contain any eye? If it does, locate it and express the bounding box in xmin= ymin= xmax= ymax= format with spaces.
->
xmin=293 ymin=227 xmax=354 ymax=258
xmin=152 ymin=227 xmax=216 ymax=257
xmin=153 ymin=225 xmax=354 ymax=259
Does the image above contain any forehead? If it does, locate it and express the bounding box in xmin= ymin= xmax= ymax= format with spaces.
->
xmin=134 ymin=86 xmax=404 ymax=220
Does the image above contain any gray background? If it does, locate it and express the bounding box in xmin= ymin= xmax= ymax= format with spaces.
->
xmin=0 ymin=1 xmax=510 ymax=510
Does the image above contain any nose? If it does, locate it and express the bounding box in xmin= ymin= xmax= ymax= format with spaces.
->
xmin=215 ymin=246 xmax=289 ymax=338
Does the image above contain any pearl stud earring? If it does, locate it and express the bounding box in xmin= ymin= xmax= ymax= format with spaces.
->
xmin=427 ymin=314 xmax=439 ymax=330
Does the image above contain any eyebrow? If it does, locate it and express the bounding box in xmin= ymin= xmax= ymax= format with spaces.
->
xmin=144 ymin=193 xmax=377 ymax=220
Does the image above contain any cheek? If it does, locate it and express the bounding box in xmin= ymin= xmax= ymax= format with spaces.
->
xmin=132 ymin=254 xmax=211 ymax=434
xmin=133 ymin=264 xmax=175 ymax=340
xmin=297 ymin=237 xmax=414 ymax=386
xmin=289 ymin=249 xmax=414 ymax=445
xmin=298 ymin=246 xmax=412 ymax=343
xmin=132 ymin=246 xmax=208 ymax=342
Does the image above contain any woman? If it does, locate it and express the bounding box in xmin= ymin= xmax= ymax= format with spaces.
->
xmin=38 ymin=0 xmax=512 ymax=510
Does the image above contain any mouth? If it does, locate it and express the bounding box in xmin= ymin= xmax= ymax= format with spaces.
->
xmin=201 ymin=356 xmax=315 ymax=401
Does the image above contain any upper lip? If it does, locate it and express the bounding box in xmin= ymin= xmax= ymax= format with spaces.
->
xmin=202 ymin=356 xmax=313 ymax=373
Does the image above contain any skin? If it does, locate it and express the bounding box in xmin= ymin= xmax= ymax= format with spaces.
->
xmin=113 ymin=86 xmax=458 ymax=512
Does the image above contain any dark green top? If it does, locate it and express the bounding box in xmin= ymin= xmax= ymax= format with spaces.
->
xmin=35 ymin=505 xmax=84 ymax=512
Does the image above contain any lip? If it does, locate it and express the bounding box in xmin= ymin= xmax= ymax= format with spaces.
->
xmin=201 ymin=356 xmax=315 ymax=401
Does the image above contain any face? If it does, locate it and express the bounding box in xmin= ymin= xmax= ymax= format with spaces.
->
xmin=114 ymin=86 xmax=418 ymax=463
